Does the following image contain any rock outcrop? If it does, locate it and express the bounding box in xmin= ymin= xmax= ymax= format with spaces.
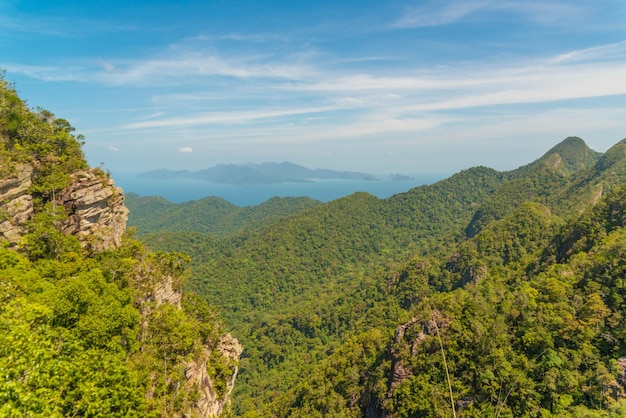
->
xmin=365 ymin=311 xmax=452 ymax=418
xmin=135 ymin=250 xmax=242 ymax=418
xmin=0 ymin=166 xmax=128 ymax=251
xmin=0 ymin=164 xmax=34 ymax=244
xmin=185 ymin=334 xmax=243 ymax=418
xmin=57 ymin=169 xmax=129 ymax=252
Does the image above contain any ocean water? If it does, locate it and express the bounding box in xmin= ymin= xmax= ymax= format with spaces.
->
xmin=112 ymin=173 xmax=446 ymax=206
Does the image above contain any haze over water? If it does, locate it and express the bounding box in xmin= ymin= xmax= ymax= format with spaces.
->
xmin=113 ymin=173 xmax=445 ymax=206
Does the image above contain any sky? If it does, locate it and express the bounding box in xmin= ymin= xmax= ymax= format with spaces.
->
xmin=1 ymin=0 xmax=626 ymax=176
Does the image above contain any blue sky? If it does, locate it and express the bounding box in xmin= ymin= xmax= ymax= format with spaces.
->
xmin=2 ymin=0 xmax=626 ymax=175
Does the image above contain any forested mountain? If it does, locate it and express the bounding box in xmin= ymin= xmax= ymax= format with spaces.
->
xmin=126 ymin=193 xmax=322 ymax=237
xmin=0 ymin=76 xmax=240 ymax=417
xmin=6 ymin=68 xmax=626 ymax=417
xmin=138 ymin=135 xmax=626 ymax=417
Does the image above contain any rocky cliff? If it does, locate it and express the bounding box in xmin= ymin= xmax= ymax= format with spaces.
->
xmin=137 ymin=254 xmax=242 ymax=418
xmin=0 ymin=164 xmax=34 ymax=243
xmin=0 ymin=163 xmax=241 ymax=417
xmin=0 ymin=165 xmax=128 ymax=251
xmin=57 ymin=168 xmax=129 ymax=251
xmin=185 ymin=334 xmax=244 ymax=418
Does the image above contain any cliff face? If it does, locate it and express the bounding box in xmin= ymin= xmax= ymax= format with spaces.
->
xmin=0 ymin=166 xmax=128 ymax=251
xmin=185 ymin=334 xmax=244 ymax=418
xmin=0 ymin=164 xmax=34 ymax=243
xmin=0 ymin=164 xmax=241 ymax=417
xmin=57 ymin=168 xmax=129 ymax=252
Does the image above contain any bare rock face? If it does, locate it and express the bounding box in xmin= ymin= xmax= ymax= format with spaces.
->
xmin=615 ymin=357 xmax=626 ymax=398
xmin=366 ymin=311 xmax=452 ymax=418
xmin=0 ymin=165 xmax=34 ymax=244
xmin=0 ymin=166 xmax=128 ymax=252
xmin=185 ymin=334 xmax=243 ymax=418
xmin=153 ymin=277 xmax=182 ymax=308
xmin=57 ymin=168 xmax=129 ymax=252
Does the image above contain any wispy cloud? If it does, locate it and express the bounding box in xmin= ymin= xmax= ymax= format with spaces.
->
xmin=395 ymin=1 xmax=489 ymax=28
xmin=2 ymin=50 xmax=315 ymax=86
xmin=394 ymin=0 xmax=588 ymax=28
xmin=95 ymin=54 xmax=312 ymax=85
xmin=2 ymin=63 xmax=81 ymax=82
xmin=0 ymin=14 xmax=138 ymax=37
xmin=112 ymin=40 xmax=626 ymax=142
xmin=122 ymin=105 xmax=343 ymax=129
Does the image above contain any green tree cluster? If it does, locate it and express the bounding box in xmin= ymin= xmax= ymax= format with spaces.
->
xmin=126 ymin=193 xmax=322 ymax=237
xmin=137 ymin=134 xmax=626 ymax=416
xmin=0 ymin=76 xmax=235 ymax=417
xmin=0 ymin=73 xmax=87 ymax=201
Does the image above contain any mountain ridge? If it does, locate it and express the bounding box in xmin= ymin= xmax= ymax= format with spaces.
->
xmin=138 ymin=161 xmax=377 ymax=185
xmin=137 ymin=135 xmax=626 ymax=416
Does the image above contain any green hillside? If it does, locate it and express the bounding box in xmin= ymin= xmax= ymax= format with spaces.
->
xmin=0 ymin=75 xmax=237 ymax=417
xmin=127 ymin=193 xmax=322 ymax=237
xmin=139 ymin=135 xmax=626 ymax=417
xmin=276 ymin=186 xmax=626 ymax=417
xmin=7 ymin=70 xmax=626 ymax=417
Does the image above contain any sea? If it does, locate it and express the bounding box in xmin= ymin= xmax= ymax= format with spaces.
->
xmin=112 ymin=173 xmax=447 ymax=207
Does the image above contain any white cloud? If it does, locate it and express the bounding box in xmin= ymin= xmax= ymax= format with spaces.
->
xmin=395 ymin=1 xmax=489 ymax=28
xmin=110 ymin=40 xmax=626 ymax=148
xmin=108 ymin=146 xmax=120 ymax=151
xmin=394 ymin=0 xmax=588 ymax=28
xmin=178 ymin=147 xmax=193 ymax=153
xmin=90 ymin=50 xmax=315 ymax=86
xmin=122 ymin=106 xmax=343 ymax=130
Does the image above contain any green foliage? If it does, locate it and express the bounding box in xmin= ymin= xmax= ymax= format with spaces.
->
xmin=134 ymin=136 xmax=626 ymax=416
xmin=0 ymin=77 xmax=234 ymax=417
xmin=285 ymin=177 xmax=626 ymax=417
xmin=0 ymin=253 xmax=148 ymax=417
xmin=0 ymin=73 xmax=87 ymax=200
xmin=20 ymin=203 xmax=82 ymax=261
xmin=126 ymin=193 xmax=322 ymax=237
xmin=0 ymin=237 xmax=231 ymax=417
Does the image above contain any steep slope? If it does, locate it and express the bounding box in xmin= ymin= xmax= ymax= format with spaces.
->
xmin=139 ymin=135 xmax=626 ymax=416
xmin=557 ymin=138 xmax=626 ymax=214
xmin=0 ymin=76 xmax=239 ymax=417
xmin=277 ymin=185 xmax=626 ymax=417
xmin=465 ymin=136 xmax=600 ymax=236
xmin=514 ymin=136 xmax=601 ymax=177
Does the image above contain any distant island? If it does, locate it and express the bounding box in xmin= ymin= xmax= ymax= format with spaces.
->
xmin=138 ymin=161 xmax=378 ymax=185
xmin=390 ymin=173 xmax=414 ymax=181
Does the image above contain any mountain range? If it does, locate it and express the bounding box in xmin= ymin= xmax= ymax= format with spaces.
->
xmin=138 ymin=161 xmax=377 ymax=185
xmin=14 ymin=69 xmax=626 ymax=417
xmin=134 ymin=135 xmax=626 ymax=417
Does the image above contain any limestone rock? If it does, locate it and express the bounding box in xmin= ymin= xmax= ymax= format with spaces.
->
xmin=0 ymin=166 xmax=128 ymax=251
xmin=57 ymin=168 xmax=129 ymax=251
xmin=185 ymin=334 xmax=243 ymax=418
xmin=153 ymin=275 xmax=182 ymax=308
xmin=0 ymin=165 xmax=34 ymax=244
